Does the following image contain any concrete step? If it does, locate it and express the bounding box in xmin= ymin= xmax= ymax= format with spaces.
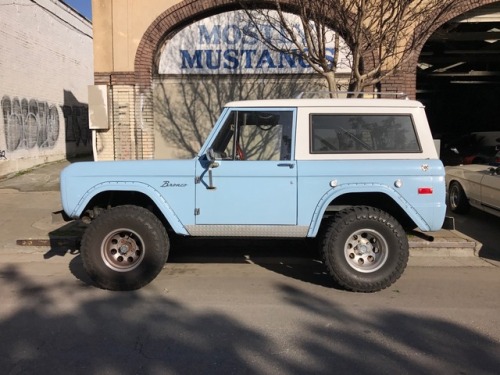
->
xmin=409 ymin=229 xmax=480 ymax=257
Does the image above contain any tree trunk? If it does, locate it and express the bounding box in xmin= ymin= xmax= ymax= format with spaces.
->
xmin=323 ymin=71 xmax=338 ymax=98
xmin=347 ymin=80 xmax=364 ymax=97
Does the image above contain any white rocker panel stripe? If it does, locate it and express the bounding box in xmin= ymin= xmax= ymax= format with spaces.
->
xmin=186 ymin=225 xmax=309 ymax=237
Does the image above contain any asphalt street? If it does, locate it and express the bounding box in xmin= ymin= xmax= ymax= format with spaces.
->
xmin=1 ymin=251 xmax=500 ymax=374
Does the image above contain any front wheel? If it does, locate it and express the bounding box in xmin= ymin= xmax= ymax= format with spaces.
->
xmin=321 ymin=207 xmax=409 ymax=292
xmin=80 ymin=205 xmax=170 ymax=291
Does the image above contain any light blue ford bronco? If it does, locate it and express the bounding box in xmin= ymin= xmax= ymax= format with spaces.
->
xmin=60 ymin=97 xmax=448 ymax=292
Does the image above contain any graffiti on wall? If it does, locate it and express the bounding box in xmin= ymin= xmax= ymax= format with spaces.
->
xmin=63 ymin=105 xmax=90 ymax=146
xmin=1 ymin=96 xmax=60 ymax=151
xmin=1 ymin=96 xmax=90 ymax=153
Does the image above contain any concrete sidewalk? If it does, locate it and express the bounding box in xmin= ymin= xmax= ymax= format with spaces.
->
xmin=0 ymin=159 xmax=76 ymax=253
xmin=0 ymin=159 xmax=494 ymax=267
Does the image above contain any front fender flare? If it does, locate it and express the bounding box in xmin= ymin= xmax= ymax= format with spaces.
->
xmin=70 ymin=181 xmax=189 ymax=235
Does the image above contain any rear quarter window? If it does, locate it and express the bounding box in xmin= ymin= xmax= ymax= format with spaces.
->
xmin=310 ymin=114 xmax=421 ymax=154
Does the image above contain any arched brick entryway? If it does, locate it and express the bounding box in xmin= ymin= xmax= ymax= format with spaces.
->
xmin=134 ymin=1 xmax=241 ymax=91
xmin=134 ymin=0 xmax=500 ymax=98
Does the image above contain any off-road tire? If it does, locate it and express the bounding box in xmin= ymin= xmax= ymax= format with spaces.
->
xmin=448 ymin=181 xmax=470 ymax=214
xmin=80 ymin=205 xmax=169 ymax=291
xmin=321 ymin=206 xmax=409 ymax=293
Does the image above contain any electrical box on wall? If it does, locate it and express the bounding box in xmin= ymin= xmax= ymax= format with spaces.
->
xmin=88 ymin=85 xmax=109 ymax=130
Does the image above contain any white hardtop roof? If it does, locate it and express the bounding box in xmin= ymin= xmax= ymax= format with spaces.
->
xmin=224 ymin=98 xmax=424 ymax=108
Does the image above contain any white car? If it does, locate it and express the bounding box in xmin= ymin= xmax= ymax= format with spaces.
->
xmin=446 ymin=164 xmax=500 ymax=217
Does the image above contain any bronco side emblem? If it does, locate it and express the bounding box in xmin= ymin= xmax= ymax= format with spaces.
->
xmin=162 ymin=181 xmax=187 ymax=188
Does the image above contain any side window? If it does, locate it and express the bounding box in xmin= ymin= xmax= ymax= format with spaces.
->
xmin=211 ymin=110 xmax=293 ymax=161
xmin=310 ymin=114 xmax=421 ymax=153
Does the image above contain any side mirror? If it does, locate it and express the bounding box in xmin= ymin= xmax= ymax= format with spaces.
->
xmin=205 ymin=148 xmax=218 ymax=190
xmin=207 ymin=148 xmax=215 ymax=163
xmin=206 ymin=148 xmax=219 ymax=167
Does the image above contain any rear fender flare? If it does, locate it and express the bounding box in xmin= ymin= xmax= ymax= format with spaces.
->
xmin=307 ymin=183 xmax=429 ymax=237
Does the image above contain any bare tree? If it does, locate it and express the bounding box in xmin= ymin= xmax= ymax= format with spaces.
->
xmin=241 ymin=0 xmax=454 ymax=96
xmin=240 ymin=1 xmax=347 ymax=96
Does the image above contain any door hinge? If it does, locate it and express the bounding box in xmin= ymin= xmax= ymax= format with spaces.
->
xmin=195 ymin=176 xmax=201 ymax=184
xmin=195 ymin=208 xmax=200 ymax=216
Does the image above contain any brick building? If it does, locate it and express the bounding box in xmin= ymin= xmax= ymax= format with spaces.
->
xmin=0 ymin=0 xmax=93 ymax=176
xmin=90 ymin=0 xmax=500 ymax=161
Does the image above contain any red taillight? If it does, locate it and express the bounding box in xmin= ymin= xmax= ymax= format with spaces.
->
xmin=418 ymin=187 xmax=433 ymax=195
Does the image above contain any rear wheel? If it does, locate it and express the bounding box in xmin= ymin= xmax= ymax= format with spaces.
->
xmin=448 ymin=181 xmax=470 ymax=214
xmin=321 ymin=206 xmax=409 ymax=292
xmin=81 ymin=205 xmax=169 ymax=291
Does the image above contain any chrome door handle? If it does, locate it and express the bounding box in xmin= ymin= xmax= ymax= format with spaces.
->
xmin=278 ymin=163 xmax=295 ymax=169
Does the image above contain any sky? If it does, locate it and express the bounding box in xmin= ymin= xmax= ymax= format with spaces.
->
xmin=63 ymin=0 xmax=92 ymax=20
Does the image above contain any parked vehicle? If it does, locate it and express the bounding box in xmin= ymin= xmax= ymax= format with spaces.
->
xmin=446 ymin=164 xmax=500 ymax=217
xmin=60 ymin=96 xmax=448 ymax=292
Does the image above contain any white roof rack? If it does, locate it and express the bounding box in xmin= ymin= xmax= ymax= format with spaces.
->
xmin=294 ymin=91 xmax=409 ymax=99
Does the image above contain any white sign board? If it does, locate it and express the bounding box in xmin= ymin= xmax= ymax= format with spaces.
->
xmin=158 ymin=10 xmax=352 ymax=75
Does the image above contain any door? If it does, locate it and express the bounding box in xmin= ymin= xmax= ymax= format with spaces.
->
xmin=481 ymin=168 xmax=500 ymax=211
xmin=195 ymin=109 xmax=297 ymax=225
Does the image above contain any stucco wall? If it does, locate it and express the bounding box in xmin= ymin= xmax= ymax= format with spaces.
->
xmin=153 ymin=75 xmax=338 ymax=159
xmin=92 ymin=0 xmax=179 ymax=73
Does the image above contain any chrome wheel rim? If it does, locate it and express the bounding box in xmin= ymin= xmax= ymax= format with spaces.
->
xmin=344 ymin=229 xmax=388 ymax=273
xmin=449 ymin=185 xmax=460 ymax=209
xmin=101 ymin=228 xmax=145 ymax=272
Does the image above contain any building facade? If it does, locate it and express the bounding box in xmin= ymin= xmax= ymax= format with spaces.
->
xmin=90 ymin=0 xmax=500 ymax=161
xmin=0 ymin=0 xmax=93 ymax=176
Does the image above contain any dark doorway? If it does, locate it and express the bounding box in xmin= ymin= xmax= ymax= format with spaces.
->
xmin=417 ymin=2 xmax=500 ymax=164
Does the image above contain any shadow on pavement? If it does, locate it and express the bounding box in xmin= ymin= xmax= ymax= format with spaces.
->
xmin=449 ymin=208 xmax=500 ymax=262
xmin=1 ymin=262 xmax=499 ymax=374
xmin=169 ymin=237 xmax=336 ymax=289
xmin=45 ymin=220 xmax=86 ymax=259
